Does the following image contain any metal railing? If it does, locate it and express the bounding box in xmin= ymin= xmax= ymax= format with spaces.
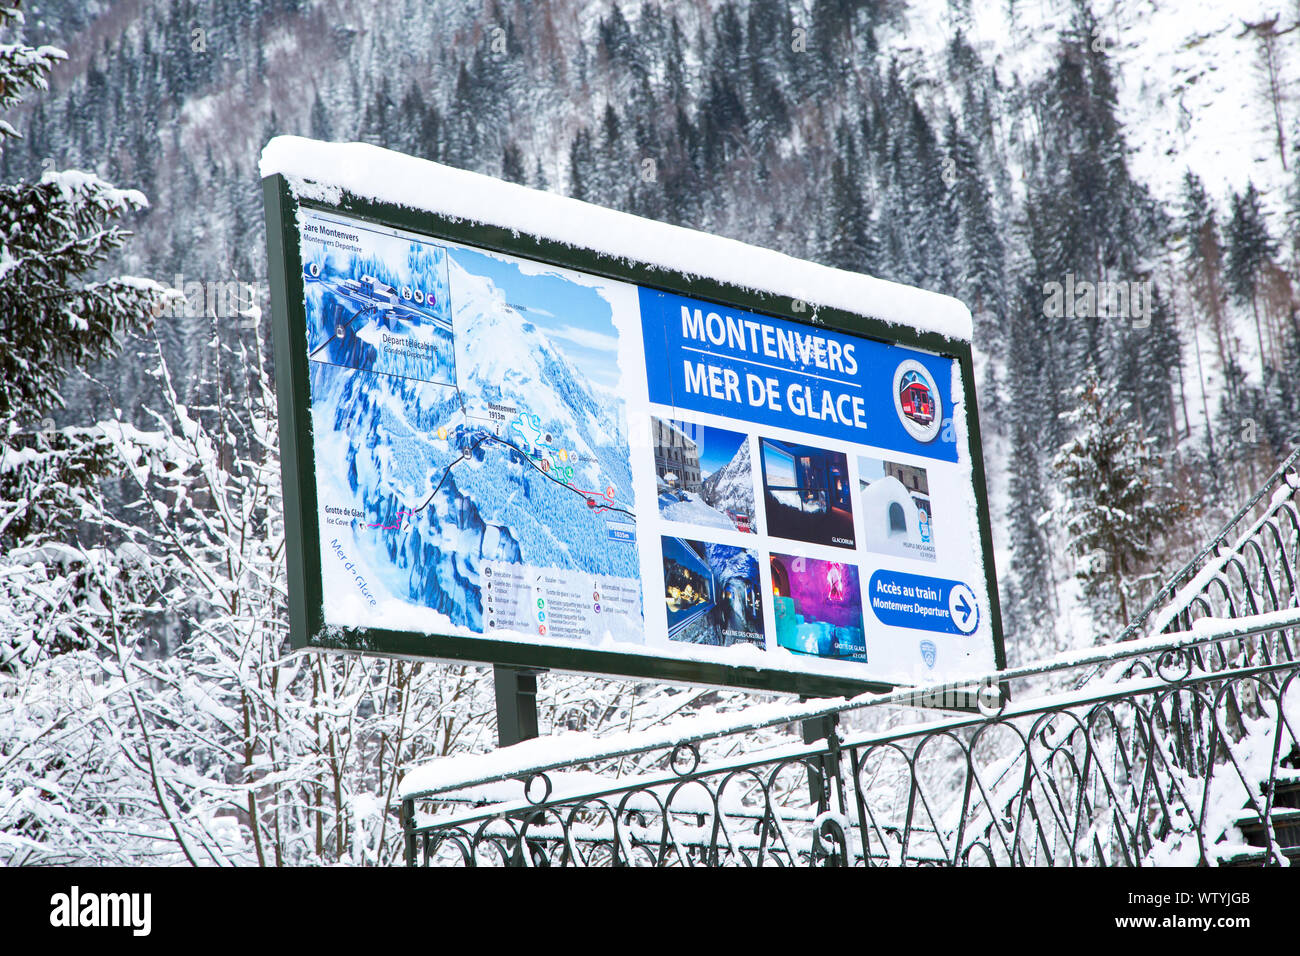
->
xmin=401 ymin=449 xmax=1300 ymax=866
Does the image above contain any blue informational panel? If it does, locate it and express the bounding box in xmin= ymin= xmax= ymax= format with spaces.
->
xmin=265 ymin=150 xmax=1003 ymax=695
xmin=640 ymin=289 xmax=958 ymax=463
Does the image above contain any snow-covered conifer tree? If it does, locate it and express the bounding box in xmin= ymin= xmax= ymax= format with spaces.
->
xmin=1052 ymin=368 xmax=1188 ymax=635
xmin=0 ymin=1 xmax=173 ymax=557
xmin=0 ymin=5 xmax=170 ymax=425
xmin=0 ymin=1 xmax=180 ymax=862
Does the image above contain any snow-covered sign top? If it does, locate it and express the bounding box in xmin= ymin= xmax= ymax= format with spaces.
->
xmin=259 ymin=136 xmax=973 ymax=342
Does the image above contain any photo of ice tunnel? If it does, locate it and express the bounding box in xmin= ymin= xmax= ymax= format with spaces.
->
xmin=769 ymin=553 xmax=867 ymax=663
xmin=660 ymin=537 xmax=764 ymax=648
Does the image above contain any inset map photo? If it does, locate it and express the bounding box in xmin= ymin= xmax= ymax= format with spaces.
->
xmin=858 ymin=457 xmax=936 ymax=562
xmin=759 ymin=438 xmax=855 ymax=549
xmin=300 ymin=212 xmax=455 ymax=386
xmin=660 ymin=537 xmax=763 ymax=648
xmin=653 ymin=418 xmax=755 ymax=533
xmin=769 ymin=553 xmax=867 ymax=662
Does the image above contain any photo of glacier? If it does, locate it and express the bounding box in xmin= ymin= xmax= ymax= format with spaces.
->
xmin=652 ymin=417 xmax=755 ymax=533
xmin=305 ymin=220 xmax=640 ymax=636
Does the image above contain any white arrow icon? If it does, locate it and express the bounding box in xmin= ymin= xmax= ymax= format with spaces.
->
xmin=947 ymin=584 xmax=979 ymax=634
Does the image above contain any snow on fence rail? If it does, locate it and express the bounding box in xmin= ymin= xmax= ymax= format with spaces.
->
xmin=399 ymin=610 xmax=1300 ymax=802
xmin=401 ymin=448 xmax=1300 ymax=866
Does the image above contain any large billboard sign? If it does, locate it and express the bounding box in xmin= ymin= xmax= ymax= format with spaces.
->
xmin=262 ymin=137 xmax=1004 ymax=697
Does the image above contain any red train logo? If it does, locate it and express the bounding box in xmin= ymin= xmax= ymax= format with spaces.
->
xmin=899 ymin=373 xmax=935 ymax=425
xmin=892 ymin=360 xmax=942 ymax=442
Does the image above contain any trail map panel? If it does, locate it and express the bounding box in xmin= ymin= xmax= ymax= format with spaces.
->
xmin=301 ymin=208 xmax=642 ymax=646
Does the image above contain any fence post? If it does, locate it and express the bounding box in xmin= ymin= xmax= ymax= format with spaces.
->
xmin=802 ymin=709 xmax=840 ymax=813
xmin=401 ymin=797 xmax=416 ymax=866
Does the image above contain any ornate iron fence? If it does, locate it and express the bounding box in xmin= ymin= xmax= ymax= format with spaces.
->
xmin=401 ymin=449 xmax=1300 ymax=867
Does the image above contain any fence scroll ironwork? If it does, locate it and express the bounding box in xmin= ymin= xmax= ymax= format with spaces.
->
xmin=401 ymin=449 xmax=1300 ymax=866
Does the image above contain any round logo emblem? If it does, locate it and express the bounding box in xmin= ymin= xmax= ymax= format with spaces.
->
xmin=893 ymin=360 xmax=942 ymax=443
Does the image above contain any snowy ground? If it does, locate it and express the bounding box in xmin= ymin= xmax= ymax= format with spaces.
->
xmin=659 ymin=490 xmax=739 ymax=530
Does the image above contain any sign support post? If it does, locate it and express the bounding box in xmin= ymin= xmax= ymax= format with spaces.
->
xmin=494 ymin=665 xmax=542 ymax=748
xmin=801 ymin=708 xmax=840 ymax=813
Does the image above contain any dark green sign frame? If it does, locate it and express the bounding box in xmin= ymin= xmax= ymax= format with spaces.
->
xmin=262 ymin=172 xmax=1006 ymax=698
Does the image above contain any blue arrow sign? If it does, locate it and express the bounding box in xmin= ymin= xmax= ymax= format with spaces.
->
xmin=867 ymin=570 xmax=979 ymax=636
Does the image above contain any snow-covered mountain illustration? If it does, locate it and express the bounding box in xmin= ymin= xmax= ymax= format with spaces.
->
xmin=300 ymin=215 xmax=456 ymax=386
xmin=452 ymin=260 xmax=622 ymax=493
xmin=308 ymin=240 xmax=639 ymax=635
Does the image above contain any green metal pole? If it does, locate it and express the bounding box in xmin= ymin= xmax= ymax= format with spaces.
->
xmin=494 ymin=665 xmax=542 ymax=747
